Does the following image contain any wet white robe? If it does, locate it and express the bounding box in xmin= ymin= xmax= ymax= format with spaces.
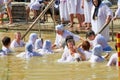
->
xmin=10 ymin=40 xmax=25 ymax=48
xmin=54 ymin=30 xmax=80 ymax=48
xmin=107 ymin=53 xmax=118 ymax=66
xmin=91 ymin=3 xmax=113 ymax=41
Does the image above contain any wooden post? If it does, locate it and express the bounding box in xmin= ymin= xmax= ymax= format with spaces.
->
xmin=21 ymin=0 xmax=55 ymax=39
xmin=116 ymin=33 xmax=120 ymax=66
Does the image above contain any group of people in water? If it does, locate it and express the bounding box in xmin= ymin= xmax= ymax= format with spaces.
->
xmin=0 ymin=24 xmax=118 ymax=66
xmin=0 ymin=0 xmax=120 ymax=67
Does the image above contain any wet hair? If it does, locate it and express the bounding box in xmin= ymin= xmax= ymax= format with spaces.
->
xmin=65 ymin=35 xmax=74 ymax=43
xmin=2 ymin=36 xmax=11 ymax=46
xmin=66 ymin=39 xmax=75 ymax=47
xmin=86 ymin=30 xmax=95 ymax=38
xmin=81 ymin=40 xmax=90 ymax=51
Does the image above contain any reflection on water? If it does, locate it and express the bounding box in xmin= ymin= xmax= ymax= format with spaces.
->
xmin=0 ymin=53 xmax=119 ymax=80
xmin=0 ymin=31 xmax=119 ymax=80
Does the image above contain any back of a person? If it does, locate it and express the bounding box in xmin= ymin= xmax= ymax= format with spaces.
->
xmin=94 ymin=34 xmax=108 ymax=49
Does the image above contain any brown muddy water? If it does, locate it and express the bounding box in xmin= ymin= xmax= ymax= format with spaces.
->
xmin=0 ymin=31 xmax=119 ymax=80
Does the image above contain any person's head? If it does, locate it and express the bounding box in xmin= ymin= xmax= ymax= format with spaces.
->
xmin=92 ymin=44 xmax=103 ymax=56
xmin=55 ymin=24 xmax=64 ymax=35
xmin=81 ymin=40 xmax=90 ymax=51
xmin=29 ymin=33 xmax=38 ymax=44
xmin=25 ymin=43 xmax=33 ymax=52
xmin=35 ymin=38 xmax=43 ymax=50
xmin=92 ymin=0 xmax=102 ymax=7
xmin=42 ymin=40 xmax=52 ymax=50
xmin=86 ymin=30 xmax=96 ymax=40
xmin=14 ymin=32 xmax=21 ymax=41
xmin=66 ymin=39 xmax=75 ymax=49
xmin=2 ymin=36 xmax=11 ymax=47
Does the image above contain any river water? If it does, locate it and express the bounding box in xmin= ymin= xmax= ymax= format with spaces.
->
xmin=0 ymin=31 xmax=119 ymax=80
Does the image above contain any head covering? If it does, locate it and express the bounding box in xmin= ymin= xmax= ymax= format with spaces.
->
xmin=35 ymin=38 xmax=43 ymax=50
xmin=41 ymin=40 xmax=53 ymax=54
xmin=92 ymin=44 xmax=103 ymax=56
xmin=25 ymin=43 xmax=33 ymax=53
xmin=92 ymin=0 xmax=102 ymax=20
xmin=28 ymin=33 xmax=38 ymax=45
xmin=55 ymin=24 xmax=64 ymax=31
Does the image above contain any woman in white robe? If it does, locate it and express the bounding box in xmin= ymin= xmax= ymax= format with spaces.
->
xmin=35 ymin=38 xmax=43 ymax=50
xmin=40 ymin=40 xmax=53 ymax=55
xmin=16 ymin=43 xmax=42 ymax=59
xmin=82 ymin=0 xmax=93 ymax=30
xmin=59 ymin=0 xmax=69 ymax=23
xmin=28 ymin=33 xmax=38 ymax=49
xmin=91 ymin=0 xmax=113 ymax=41
xmin=52 ymin=24 xmax=81 ymax=49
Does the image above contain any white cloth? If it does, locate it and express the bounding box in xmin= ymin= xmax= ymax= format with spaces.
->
xmin=2 ymin=46 xmax=12 ymax=55
xmin=91 ymin=34 xmax=111 ymax=51
xmin=89 ymin=54 xmax=104 ymax=63
xmin=59 ymin=0 xmax=70 ymax=21
xmin=16 ymin=43 xmax=42 ymax=59
xmin=28 ymin=33 xmax=38 ymax=49
xmin=84 ymin=0 xmax=92 ymax=23
xmin=0 ymin=0 xmax=4 ymax=14
xmin=54 ymin=30 xmax=80 ymax=48
xmin=107 ymin=53 xmax=118 ymax=66
xmin=40 ymin=40 xmax=53 ymax=55
xmin=58 ymin=48 xmax=83 ymax=62
xmin=89 ymin=45 xmax=104 ymax=63
xmin=115 ymin=7 xmax=120 ymax=17
xmin=10 ymin=40 xmax=25 ymax=48
xmin=91 ymin=3 xmax=113 ymax=41
xmin=30 ymin=0 xmax=44 ymax=10
xmin=0 ymin=50 xmax=6 ymax=56
xmin=84 ymin=50 xmax=92 ymax=60
xmin=67 ymin=0 xmax=82 ymax=14
xmin=118 ymin=0 xmax=120 ymax=6
xmin=35 ymin=38 xmax=43 ymax=50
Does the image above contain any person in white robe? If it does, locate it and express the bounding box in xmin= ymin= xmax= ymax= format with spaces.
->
xmin=40 ymin=40 xmax=53 ymax=55
xmin=89 ymin=44 xmax=104 ymax=63
xmin=52 ymin=24 xmax=82 ymax=49
xmin=28 ymin=33 xmax=38 ymax=49
xmin=59 ymin=0 xmax=69 ymax=24
xmin=67 ymin=0 xmax=83 ymax=28
xmin=81 ymin=0 xmax=93 ymax=30
xmin=86 ymin=30 xmax=112 ymax=59
xmin=35 ymin=38 xmax=43 ymax=50
xmin=58 ymin=38 xmax=86 ymax=62
xmin=78 ymin=40 xmax=92 ymax=60
xmin=10 ymin=32 xmax=25 ymax=49
xmin=1 ymin=36 xmax=12 ymax=55
xmin=16 ymin=42 xmax=42 ymax=59
xmin=107 ymin=44 xmax=118 ymax=66
xmin=113 ymin=0 xmax=120 ymax=20
xmin=91 ymin=0 xmax=113 ymax=41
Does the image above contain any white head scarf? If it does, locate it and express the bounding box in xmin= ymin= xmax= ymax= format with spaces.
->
xmin=92 ymin=44 xmax=103 ymax=57
xmin=35 ymin=38 xmax=43 ymax=50
xmin=41 ymin=40 xmax=53 ymax=55
xmin=55 ymin=24 xmax=64 ymax=31
xmin=28 ymin=33 xmax=38 ymax=47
